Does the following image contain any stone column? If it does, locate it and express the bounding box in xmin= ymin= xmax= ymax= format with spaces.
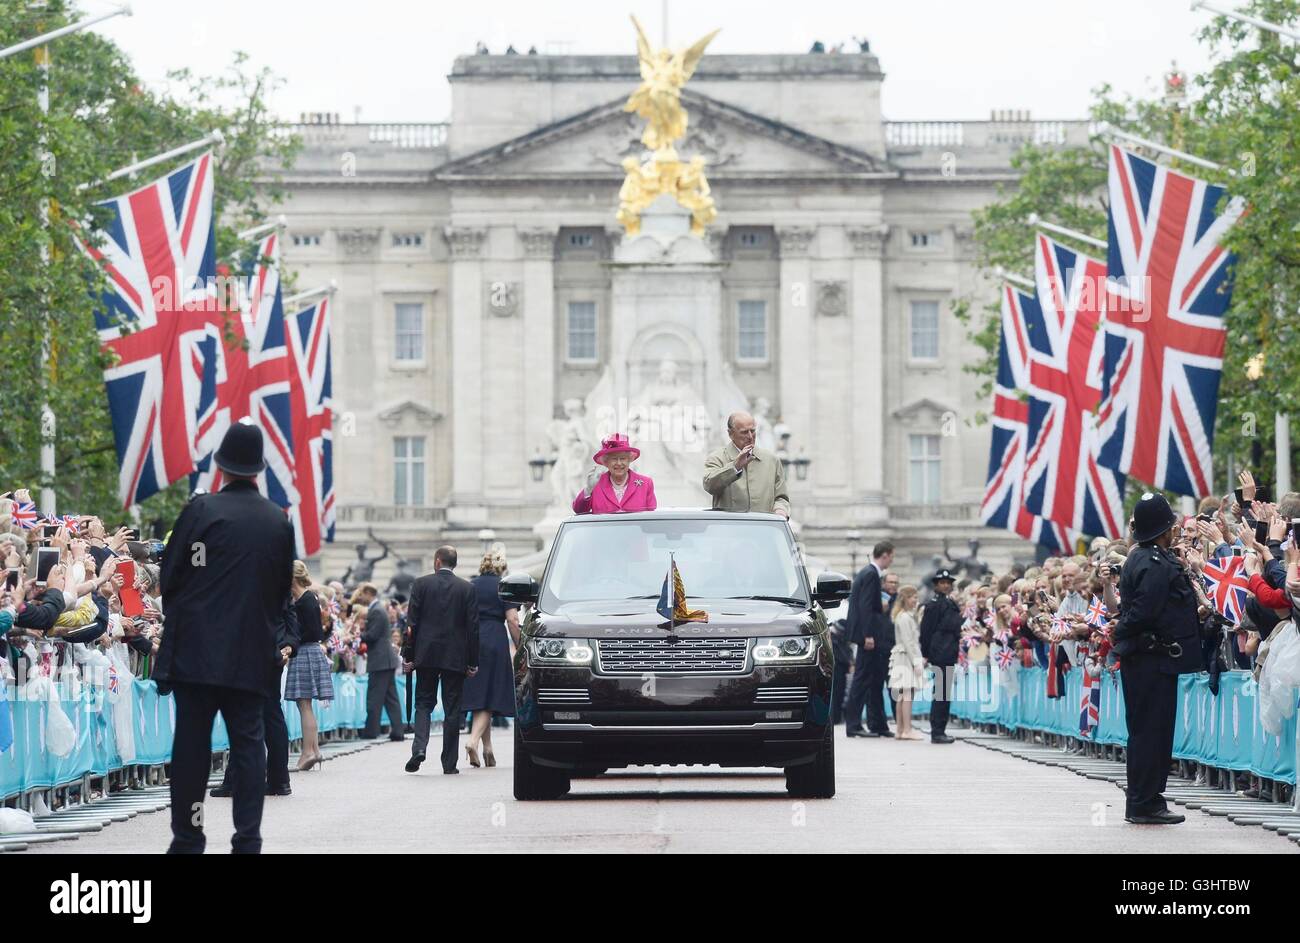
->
xmin=777 ymin=226 xmax=815 ymax=462
xmin=847 ymin=224 xmax=889 ymax=522
xmin=445 ymin=225 xmax=487 ymax=523
xmin=520 ymin=227 xmax=557 ymax=498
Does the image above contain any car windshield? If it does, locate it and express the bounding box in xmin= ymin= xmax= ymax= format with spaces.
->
xmin=540 ymin=517 xmax=808 ymax=609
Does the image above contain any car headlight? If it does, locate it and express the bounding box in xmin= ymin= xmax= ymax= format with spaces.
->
xmin=753 ymin=636 xmax=818 ymax=665
xmin=528 ymin=637 xmax=594 ymax=666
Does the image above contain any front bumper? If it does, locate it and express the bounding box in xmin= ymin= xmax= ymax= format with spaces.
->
xmin=515 ymin=662 xmax=832 ymax=770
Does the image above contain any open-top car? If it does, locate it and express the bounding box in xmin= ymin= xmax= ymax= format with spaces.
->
xmin=503 ymin=509 xmax=850 ymax=800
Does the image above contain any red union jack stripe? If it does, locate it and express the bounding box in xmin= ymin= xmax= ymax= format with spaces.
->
xmin=981 ymin=284 xmax=1075 ymax=552
xmin=1201 ymin=554 xmax=1251 ymax=625
xmin=11 ymin=502 xmax=38 ymax=530
xmin=1097 ymin=145 xmax=1245 ymax=497
xmin=80 ymin=153 xmax=219 ymax=508
xmin=1086 ymin=595 xmax=1108 ymax=627
xmin=191 ymin=233 xmax=299 ymax=514
xmin=285 ymin=296 xmax=334 ymax=556
xmin=1022 ymin=235 xmax=1126 ymax=537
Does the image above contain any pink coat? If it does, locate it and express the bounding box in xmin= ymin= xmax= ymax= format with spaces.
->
xmin=572 ymin=471 xmax=657 ymax=514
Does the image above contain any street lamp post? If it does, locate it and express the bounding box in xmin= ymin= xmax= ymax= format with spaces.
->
xmin=528 ymin=446 xmax=556 ymax=483
xmin=846 ymin=530 xmax=862 ymax=575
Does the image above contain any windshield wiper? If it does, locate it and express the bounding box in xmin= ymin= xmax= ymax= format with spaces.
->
xmin=728 ymin=595 xmax=807 ymax=606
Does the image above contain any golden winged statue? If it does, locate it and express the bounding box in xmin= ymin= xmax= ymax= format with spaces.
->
xmin=617 ymin=16 xmax=720 ymax=237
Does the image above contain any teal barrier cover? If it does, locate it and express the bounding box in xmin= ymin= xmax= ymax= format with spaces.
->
xmin=0 ymin=673 xmax=439 ymax=799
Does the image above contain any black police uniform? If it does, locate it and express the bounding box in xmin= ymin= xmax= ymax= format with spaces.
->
xmin=155 ymin=426 xmax=296 ymax=854
xmin=1113 ymin=503 xmax=1201 ymax=821
xmin=918 ymin=573 xmax=962 ymax=741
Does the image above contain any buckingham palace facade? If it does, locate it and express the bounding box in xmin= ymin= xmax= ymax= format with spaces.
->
xmin=272 ymin=49 xmax=1090 ymax=581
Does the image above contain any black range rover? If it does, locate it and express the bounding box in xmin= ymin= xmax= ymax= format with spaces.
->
xmin=502 ymin=510 xmax=850 ymax=800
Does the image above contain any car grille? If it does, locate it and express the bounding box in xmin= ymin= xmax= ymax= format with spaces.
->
xmin=754 ymin=686 xmax=809 ymax=704
xmin=596 ymin=637 xmax=750 ymax=674
xmin=536 ymin=688 xmax=591 ymax=706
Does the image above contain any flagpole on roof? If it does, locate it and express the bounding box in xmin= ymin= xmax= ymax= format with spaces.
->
xmin=1026 ymin=214 xmax=1108 ymax=252
xmin=283 ymin=280 xmax=338 ymax=310
xmin=1096 ymin=123 xmax=1231 ymax=175
xmin=77 ymin=130 xmax=225 ymax=192
xmin=1191 ymin=0 xmax=1300 ymax=41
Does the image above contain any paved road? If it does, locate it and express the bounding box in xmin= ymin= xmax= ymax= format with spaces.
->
xmin=27 ymin=726 xmax=1294 ymax=853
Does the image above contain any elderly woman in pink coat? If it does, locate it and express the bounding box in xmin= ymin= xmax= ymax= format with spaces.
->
xmin=571 ymin=433 xmax=657 ymax=514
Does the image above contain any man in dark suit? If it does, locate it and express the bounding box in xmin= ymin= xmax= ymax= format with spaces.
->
xmin=844 ymin=540 xmax=895 ymax=738
xmin=209 ymin=596 xmax=300 ymax=798
xmin=156 ymin=424 xmax=296 ymax=853
xmin=402 ymin=545 xmax=479 ymax=774
xmin=357 ymin=582 xmax=404 ymax=741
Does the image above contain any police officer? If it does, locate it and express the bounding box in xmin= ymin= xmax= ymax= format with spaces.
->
xmin=918 ymin=568 xmax=962 ymax=744
xmin=1113 ymin=492 xmax=1201 ymax=825
xmin=155 ymin=424 xmax=297 ymax=853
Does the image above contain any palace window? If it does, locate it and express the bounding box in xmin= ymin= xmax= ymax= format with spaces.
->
xmin=394 ymin=436 xmax=426 ymax=506
xmin=391 ymin=231 xmax=424 ymax=248
xmin=566 ymin=301 xmax=597 ymax=361
xmin=291 ymin=232 xmax=322 ymax=248
xmin=908 ymin=434 xmax=942 ymax=505
xmin=909 ymin=230 xmax=943 ymax=249
xmin=567 ymin=233 xmax=594 ymax=248
xmin=909 ymin=300 xmax=940 ymax=360
xmin=737 ymin=300 xmax=767 ymax=361
xmin=394 ymin=303 xmax=424 ymax=362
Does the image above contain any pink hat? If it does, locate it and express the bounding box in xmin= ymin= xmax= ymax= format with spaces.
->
xmin=593 ymin=433 xmax=640 ymax=466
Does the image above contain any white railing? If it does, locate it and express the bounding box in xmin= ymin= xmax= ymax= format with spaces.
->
xmin=885 ymin=120 xmax=1096 ymax=148
xmin=336 ymin=504 xmax=448 ymax=523
xmin=282 ymin=122 xmax=449 ymax=150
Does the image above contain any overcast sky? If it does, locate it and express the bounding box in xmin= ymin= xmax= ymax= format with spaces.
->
xmin=84 ymin=0 xmax=1227 ymax=123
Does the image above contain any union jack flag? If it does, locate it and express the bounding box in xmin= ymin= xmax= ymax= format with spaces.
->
xmin=1079 ymin=665 xmax=1100 ymax=735
xmin=1022 ymin=235 xmax=1126 ymax=537
xmin=995 ymin=646 xmax=1016 ymax=670
xmin=107 ymin=664 xmax=119 ymax=696
xmin=1097 ymin=145 xmax=1245 ymax=497
xmin=190 ymin=233 xmax=299 ymax=514
xmin=80 ymin=153 xmax=219 ymax=508
xmin=11 ymin=502 xmax=38 ymax=530
xmin=1086 ymin=595 xmax=1108 ymax=628
xmin=980 ymin=284 xmax=1074 ymax=552
xmin=285 ymin=296 xmax=335 ymax=556
xmin=1201 ymin=554 xmax=1251 ymax=625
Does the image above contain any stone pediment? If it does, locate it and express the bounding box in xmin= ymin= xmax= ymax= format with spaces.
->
xmin=435 ymin=90 xmax=894 ymax=181
xmin=377 ymin=400 xmax=443 ymax=427
xmin=892 ymin=397 xmax=957 ymax=422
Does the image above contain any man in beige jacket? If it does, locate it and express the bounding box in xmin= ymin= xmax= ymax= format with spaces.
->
xmin=702 ymin=412 xmax=790 ymax=518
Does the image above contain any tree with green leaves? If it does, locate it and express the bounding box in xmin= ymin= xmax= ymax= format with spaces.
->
xmin=956 ymin=0 xmax=1300 ymax=514
xmin=0 ymin=0 xmax=299 ymax=526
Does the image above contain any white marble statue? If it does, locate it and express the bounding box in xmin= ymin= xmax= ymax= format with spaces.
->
xmin=546 ymin=398 xmax=592 ymax=509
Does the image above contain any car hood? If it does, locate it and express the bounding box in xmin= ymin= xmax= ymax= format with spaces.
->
xmin=530 ymin=598 xmax=816 ymax=639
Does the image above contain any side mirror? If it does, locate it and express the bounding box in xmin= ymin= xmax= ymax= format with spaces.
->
xmin=813 ymin=571 xmax=851 ymax=610
xmin=499 ymin=572 xmax=539 ymax=606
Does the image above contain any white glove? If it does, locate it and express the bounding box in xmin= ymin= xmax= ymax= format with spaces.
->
xmin=584 ymin=465 xmax=602 ymax=498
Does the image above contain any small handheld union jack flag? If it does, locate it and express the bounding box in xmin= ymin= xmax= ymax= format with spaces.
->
xmin=1086 ymin=595 xmax=1108 ymax=628
xmin=1201 ymin=555 xmax=1251 ymax=626
xmin=995 ymin=646 xmax=1015 ymax=670
xmin=11 ymin=502 xmax=38 ymax=531
xmin=107 ymin=664 xmax=120 ymax=696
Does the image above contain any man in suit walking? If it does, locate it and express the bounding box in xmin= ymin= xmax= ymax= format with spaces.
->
xmin=356 ymin=582 xmax=405 ymax=741
xmin=844 ymin=540 xmax=895 ymax=738
xmin=402 ymin=546 xmax=479 ymax=774
xmin=155 ymin=424 xmax=297 ymax=853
